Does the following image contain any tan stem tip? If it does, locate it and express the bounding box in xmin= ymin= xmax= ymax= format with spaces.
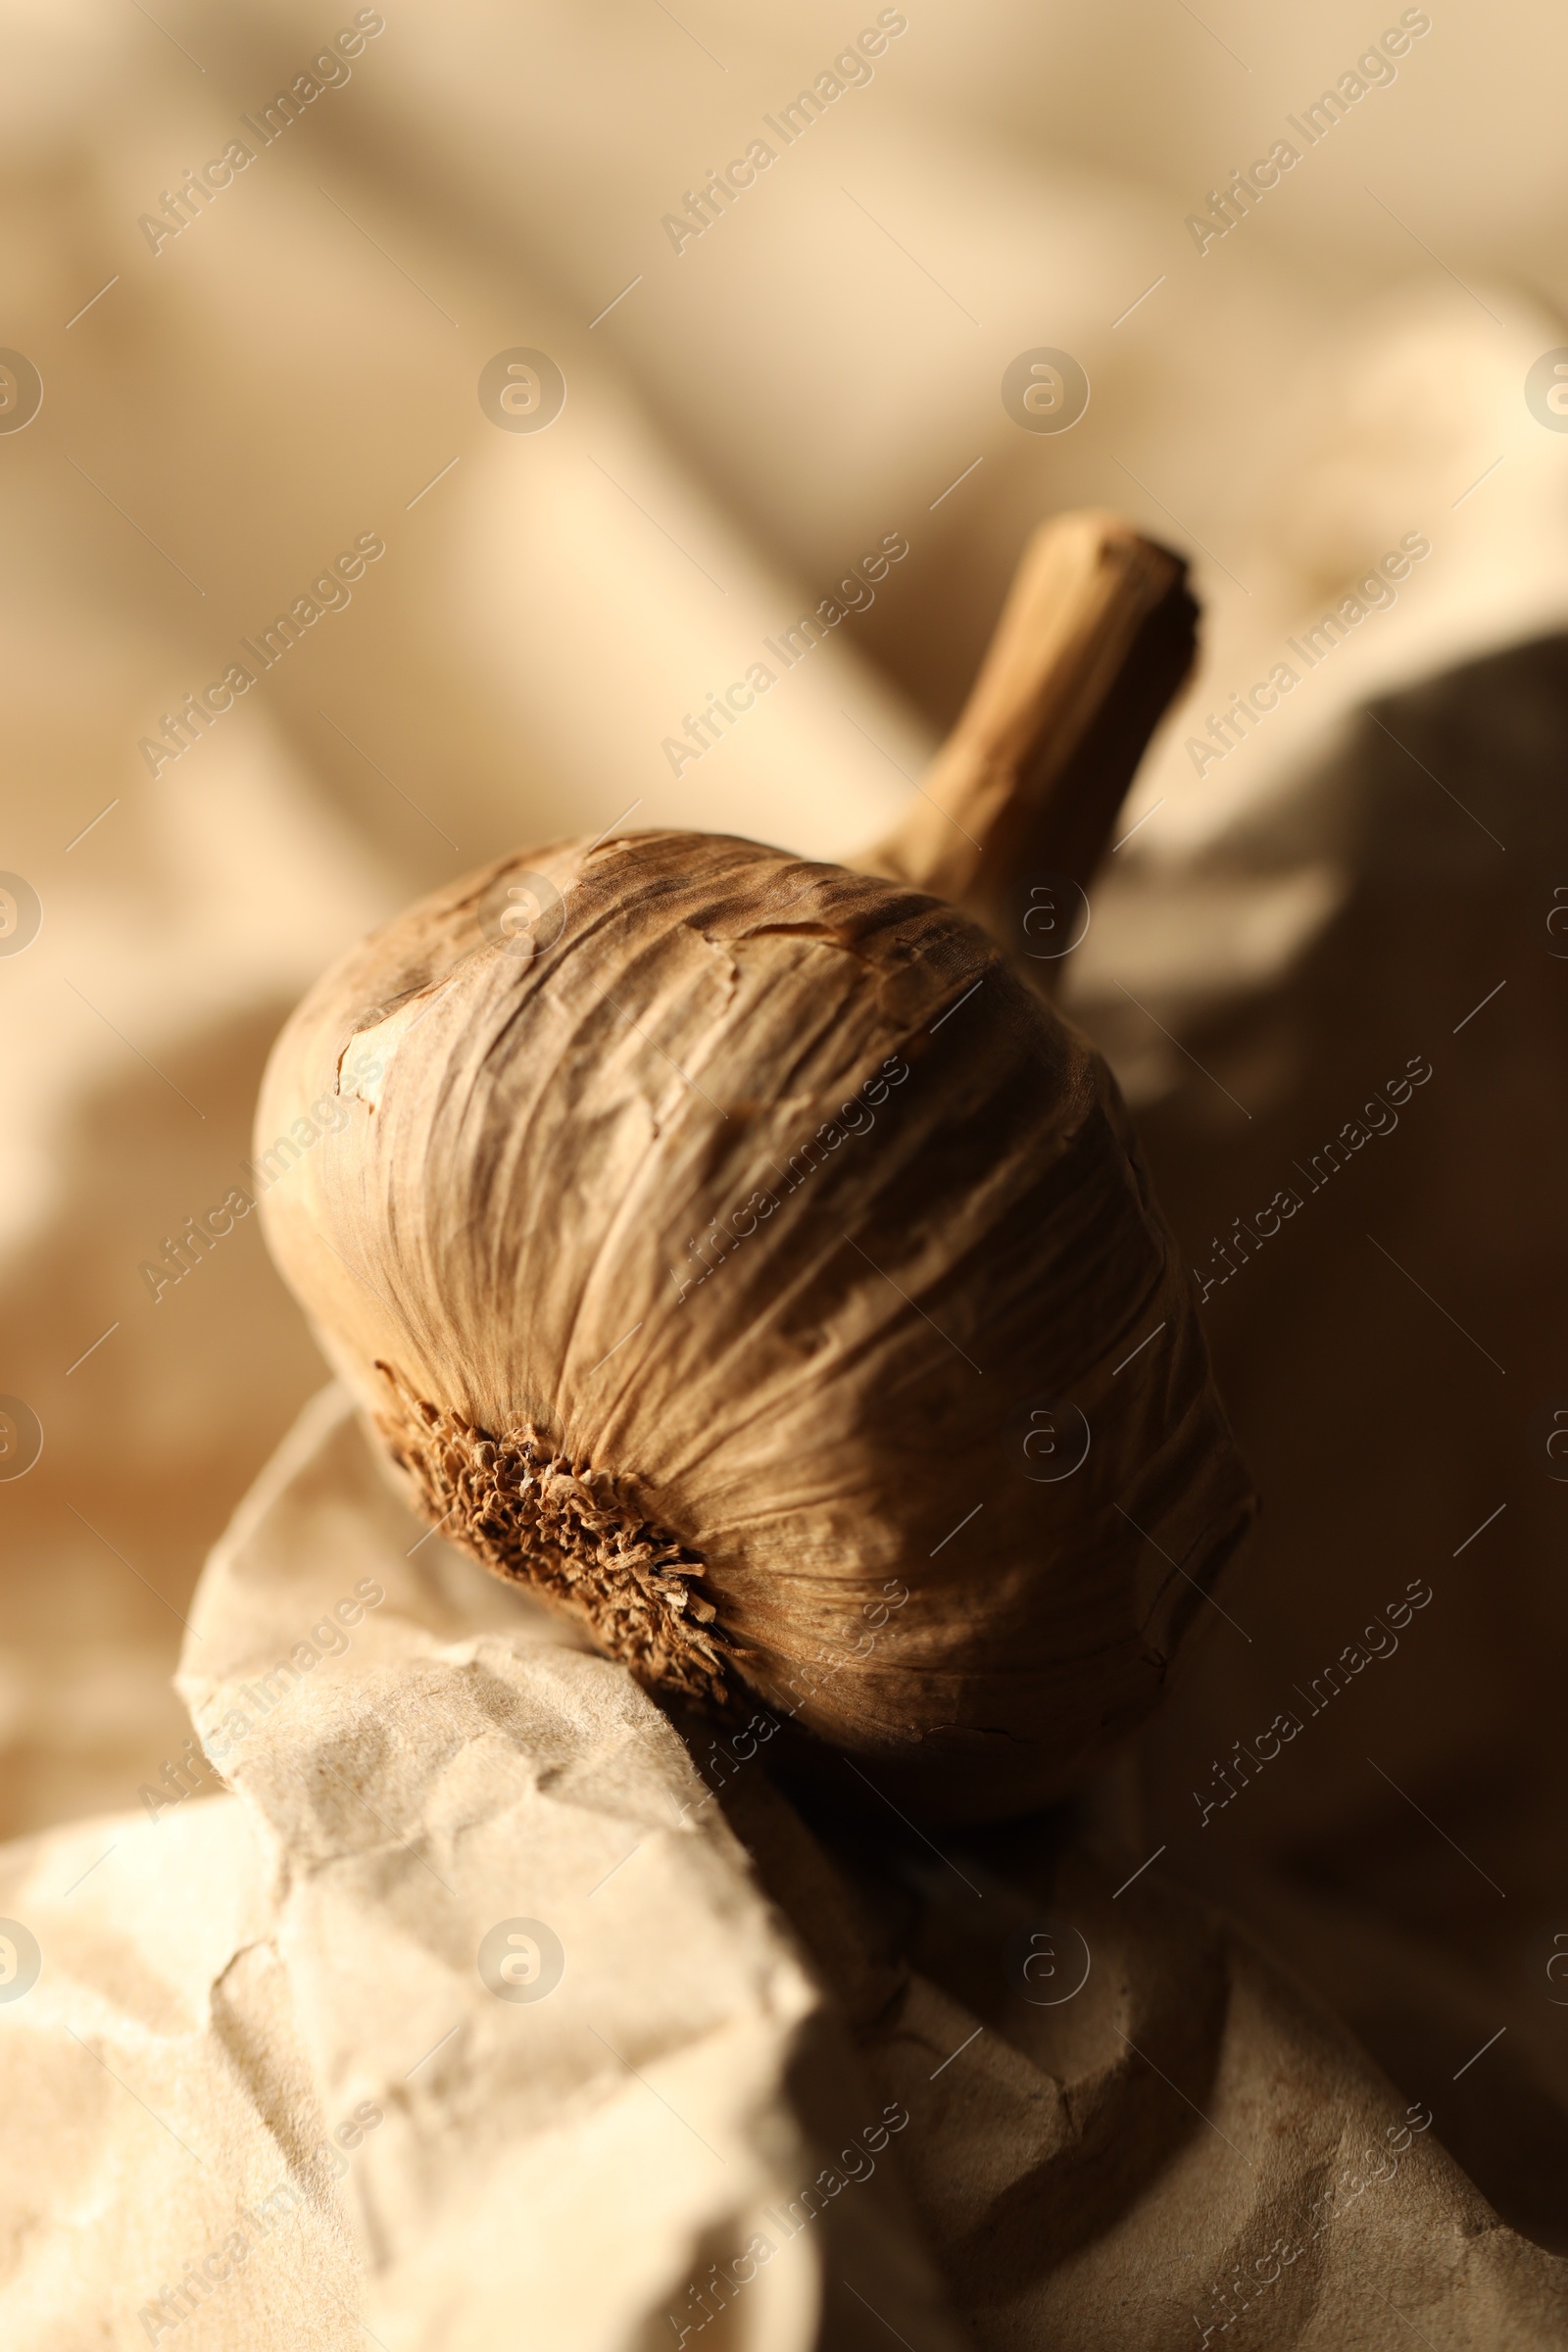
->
xmin=854 ymin=511 xmax=1196 ymax=955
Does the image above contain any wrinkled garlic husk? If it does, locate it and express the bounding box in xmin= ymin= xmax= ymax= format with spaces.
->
xmin=256 ymin=828 xmax=1253 ymax=1821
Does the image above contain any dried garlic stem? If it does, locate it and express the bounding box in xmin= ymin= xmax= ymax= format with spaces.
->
xmin=854 ymin=511 xmax=1195 ymax=961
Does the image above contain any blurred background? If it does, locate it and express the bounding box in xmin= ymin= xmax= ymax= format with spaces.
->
xmin=1 ymin=0 xmax=1566 ymax=2247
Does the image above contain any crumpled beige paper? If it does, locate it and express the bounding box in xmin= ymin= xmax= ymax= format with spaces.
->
xmin=1 ymin=1386 xmax=1564 ymax=2349
xmin=0 ymin=1385 xmax=960 ymax=2350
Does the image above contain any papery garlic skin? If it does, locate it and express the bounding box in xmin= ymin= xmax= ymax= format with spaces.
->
xmin=257 ymin=831 xmax=1254 ymax=1821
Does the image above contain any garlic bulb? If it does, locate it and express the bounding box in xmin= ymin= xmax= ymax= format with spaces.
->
xmin=256 ymin=514 xmax=1252 ymax=1821
xmin=256 ymin=854 xmax=1250 ymax=1822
